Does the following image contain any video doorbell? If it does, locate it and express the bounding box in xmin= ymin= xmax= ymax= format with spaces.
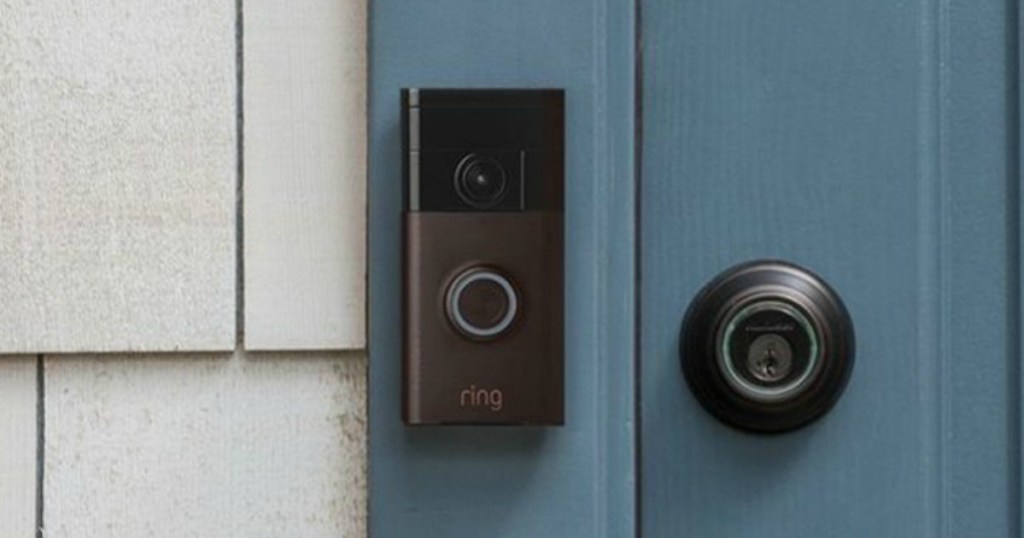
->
xmin=402 ymin=89 xmax=565 ymax=425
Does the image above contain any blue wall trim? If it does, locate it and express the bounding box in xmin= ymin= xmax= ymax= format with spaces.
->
xmin=367 ymin=2 xmax=636 ymax=537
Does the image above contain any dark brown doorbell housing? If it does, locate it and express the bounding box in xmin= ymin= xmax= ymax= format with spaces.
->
xmin=402 ymin=89 xmax=564 ymax=425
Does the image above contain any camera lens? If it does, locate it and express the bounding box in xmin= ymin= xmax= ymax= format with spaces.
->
xmin=454 ymin=154 xmax=508 ymax=208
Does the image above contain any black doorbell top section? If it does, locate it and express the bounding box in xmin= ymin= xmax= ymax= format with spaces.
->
xmin=402 ymin=89 xmax=564 ymax=212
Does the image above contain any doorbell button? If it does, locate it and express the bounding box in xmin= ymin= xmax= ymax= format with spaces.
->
xmin=446 ymin=268 xmax=519 ymax=340
xmin=457 ymin=279 xmax=510 ymax=327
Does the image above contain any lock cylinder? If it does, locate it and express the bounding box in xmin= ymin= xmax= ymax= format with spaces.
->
xmin=680 ymin=260 xmax=855 ymax=433
xmin=717 ymin=298 xmax=821 ymax=404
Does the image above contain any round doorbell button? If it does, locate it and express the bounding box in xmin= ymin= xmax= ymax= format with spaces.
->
xmin=446 ymin=268 xmax=519 ymax=340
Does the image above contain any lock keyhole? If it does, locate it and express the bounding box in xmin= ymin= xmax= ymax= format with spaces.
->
xmin=747 ymin=333 xmax=793 ymax=383
xmin=760 ymin=351 xmax=778 ymax=377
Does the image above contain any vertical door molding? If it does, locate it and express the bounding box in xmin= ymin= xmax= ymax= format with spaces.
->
xmin=243 ymin=0 xmax=367 ymax=351
xmin=939 ymin=0 xmax=1022 ymax=533
xmin=368 ymin=1 xmax=637 ymax=536
xmin=1019 ymin=0 xmax=1024 ymax=533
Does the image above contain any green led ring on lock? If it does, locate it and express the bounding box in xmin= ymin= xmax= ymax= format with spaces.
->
xmin=717 ymin=298 xmax=822 ymax=404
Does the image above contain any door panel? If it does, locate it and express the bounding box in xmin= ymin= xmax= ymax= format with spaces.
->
xmin=368 ymin=2 xmax=636 ymax=537
xmin=641 ymin=1 xmax=1019 ymax=536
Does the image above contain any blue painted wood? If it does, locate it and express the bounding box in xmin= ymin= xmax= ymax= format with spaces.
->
xmin=368 ymin=2 xmax=636 ymax=537
xmin=1019 ymin=1 xmax=1024 ymax=534
xmin=640 ymin=0 xmax=1020 ymax=536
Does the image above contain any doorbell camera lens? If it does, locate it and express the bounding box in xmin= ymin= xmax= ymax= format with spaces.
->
xmin=454 ymin=154 xmax=508 ymax=208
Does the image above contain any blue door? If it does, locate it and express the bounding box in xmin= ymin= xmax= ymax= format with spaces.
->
xmin=640 ymin=0 xmax=1021 ymax=536
xmin=370 ymin=1 xmax=1020 ymax=536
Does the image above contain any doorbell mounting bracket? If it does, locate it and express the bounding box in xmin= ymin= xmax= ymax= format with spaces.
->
xmin=402 ymin=88 xmax=565 ymax=426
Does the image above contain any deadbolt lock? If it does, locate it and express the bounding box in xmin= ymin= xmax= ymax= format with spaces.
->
xmin=681 ymin=261 xmax=855 ymax=433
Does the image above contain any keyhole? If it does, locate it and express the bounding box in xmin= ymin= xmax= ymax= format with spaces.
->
xmin=746 ymin=333 xmax=793 ymax=383
xmin=758 ymin=347 xmax=779 ymax=378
